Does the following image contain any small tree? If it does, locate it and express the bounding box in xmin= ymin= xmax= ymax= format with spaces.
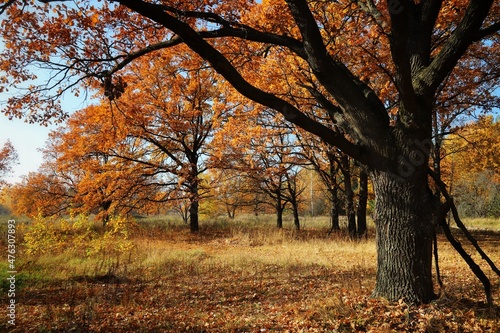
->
xmin=0 ymin=140 xmax=18 ymax=188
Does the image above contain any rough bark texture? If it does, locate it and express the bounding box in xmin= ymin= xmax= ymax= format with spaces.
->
xmin=370 ymin=170 xmax=437 ymax=304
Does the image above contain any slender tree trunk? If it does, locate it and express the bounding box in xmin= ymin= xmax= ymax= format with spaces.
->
xmin=342 ymin=156 xmax=356 ymax=238
xmin=188 ymin=165 xmax=200 ymax=233
xmin=285 ymin=172 xmax=301 ymax=231
xmin=357 ymin=169 xmax=368 ymax=237
xmin=328 ymin=187 xmax=340 ymax=232
xmin=291 ymin=201 xmax=300 ymax=231
xmin=177 ymin=201 xmax=190 ymax=224
xmin=181 ymin=212 xmax=189 ymax=224
xmin=188 ymin=155 xmax=200 ymax=233
xmin=102 ymin=215 xmax=110 ymax=228
xmin=227 ymin=205 xmax=236 ymax=219
xmin=101 ymin=200 xmax=112 ymax=228
xmin=370 ymin=170 xmax=438 ymax=304
xmin=276 ymin=208 xmax=284 ymax=228
xmin=189 ymin=199 xmax=199 ymax=233
xmin=276 ymin=193 xmax=284 ymax=229
xmin=253 ymin=195 xmax=260 ymax=216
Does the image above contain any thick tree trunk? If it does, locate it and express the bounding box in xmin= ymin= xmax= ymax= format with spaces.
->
xmin=330 ymin=206 xmax=339 ymax=231
xmin=370 ymin=170 xmax=437 ymax=304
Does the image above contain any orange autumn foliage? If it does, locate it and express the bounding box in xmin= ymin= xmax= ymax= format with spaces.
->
xmin=439 ymin=116 xmax=500 ymax=217
xmin=9 ymin=52 xmax=239 ymax=229
xmin=442 ymin=116 xmax=500 ymax=184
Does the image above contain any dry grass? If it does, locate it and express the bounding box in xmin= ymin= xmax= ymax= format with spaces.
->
xmin=459 ymin=217 xmax=500 ymax=231
xmin=1 ymin=214 xmax=499 ymax=332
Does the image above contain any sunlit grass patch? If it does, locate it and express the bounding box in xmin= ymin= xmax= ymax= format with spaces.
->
xmin=462 ymin=217 xmax=500 ymax=230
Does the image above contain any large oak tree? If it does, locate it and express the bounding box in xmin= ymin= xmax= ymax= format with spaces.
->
xmin=1 ymin=0 xmax=499 ymax=304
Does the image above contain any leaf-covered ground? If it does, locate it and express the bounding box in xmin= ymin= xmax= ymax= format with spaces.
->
xmin=2 ymin=220 xmax=500 ymax=332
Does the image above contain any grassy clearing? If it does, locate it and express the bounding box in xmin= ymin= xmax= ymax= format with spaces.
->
xmin=458 ymin=217 xmax=500 ymax=231
xmin=0 ymin=214 xmax=499 ymax=332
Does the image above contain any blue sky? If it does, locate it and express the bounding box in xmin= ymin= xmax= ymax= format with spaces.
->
xmin=0 ymin=93 xmax=90 ymax=184
xmin=0 ymin=116 xmax=56 ymax=183
xmin=0 ymin=42 xmax=90 ymax=183
xmin=0 ymin=89 xmax=94 ymax=183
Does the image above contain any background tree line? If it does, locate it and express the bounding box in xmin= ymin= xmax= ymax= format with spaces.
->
xmin=3 ymin=79 xmax=499 ymax=229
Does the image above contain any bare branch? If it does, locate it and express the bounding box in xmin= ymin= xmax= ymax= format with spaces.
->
xmin=474 ymin=21 xmax=500 ymax=41
xmin=0 ymin=0 xmax=15 ymax=15
xmin=419 ymin=0 xmax=495 ymax=91
xmin=117 ymin=0 xmax=369 ymax=165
